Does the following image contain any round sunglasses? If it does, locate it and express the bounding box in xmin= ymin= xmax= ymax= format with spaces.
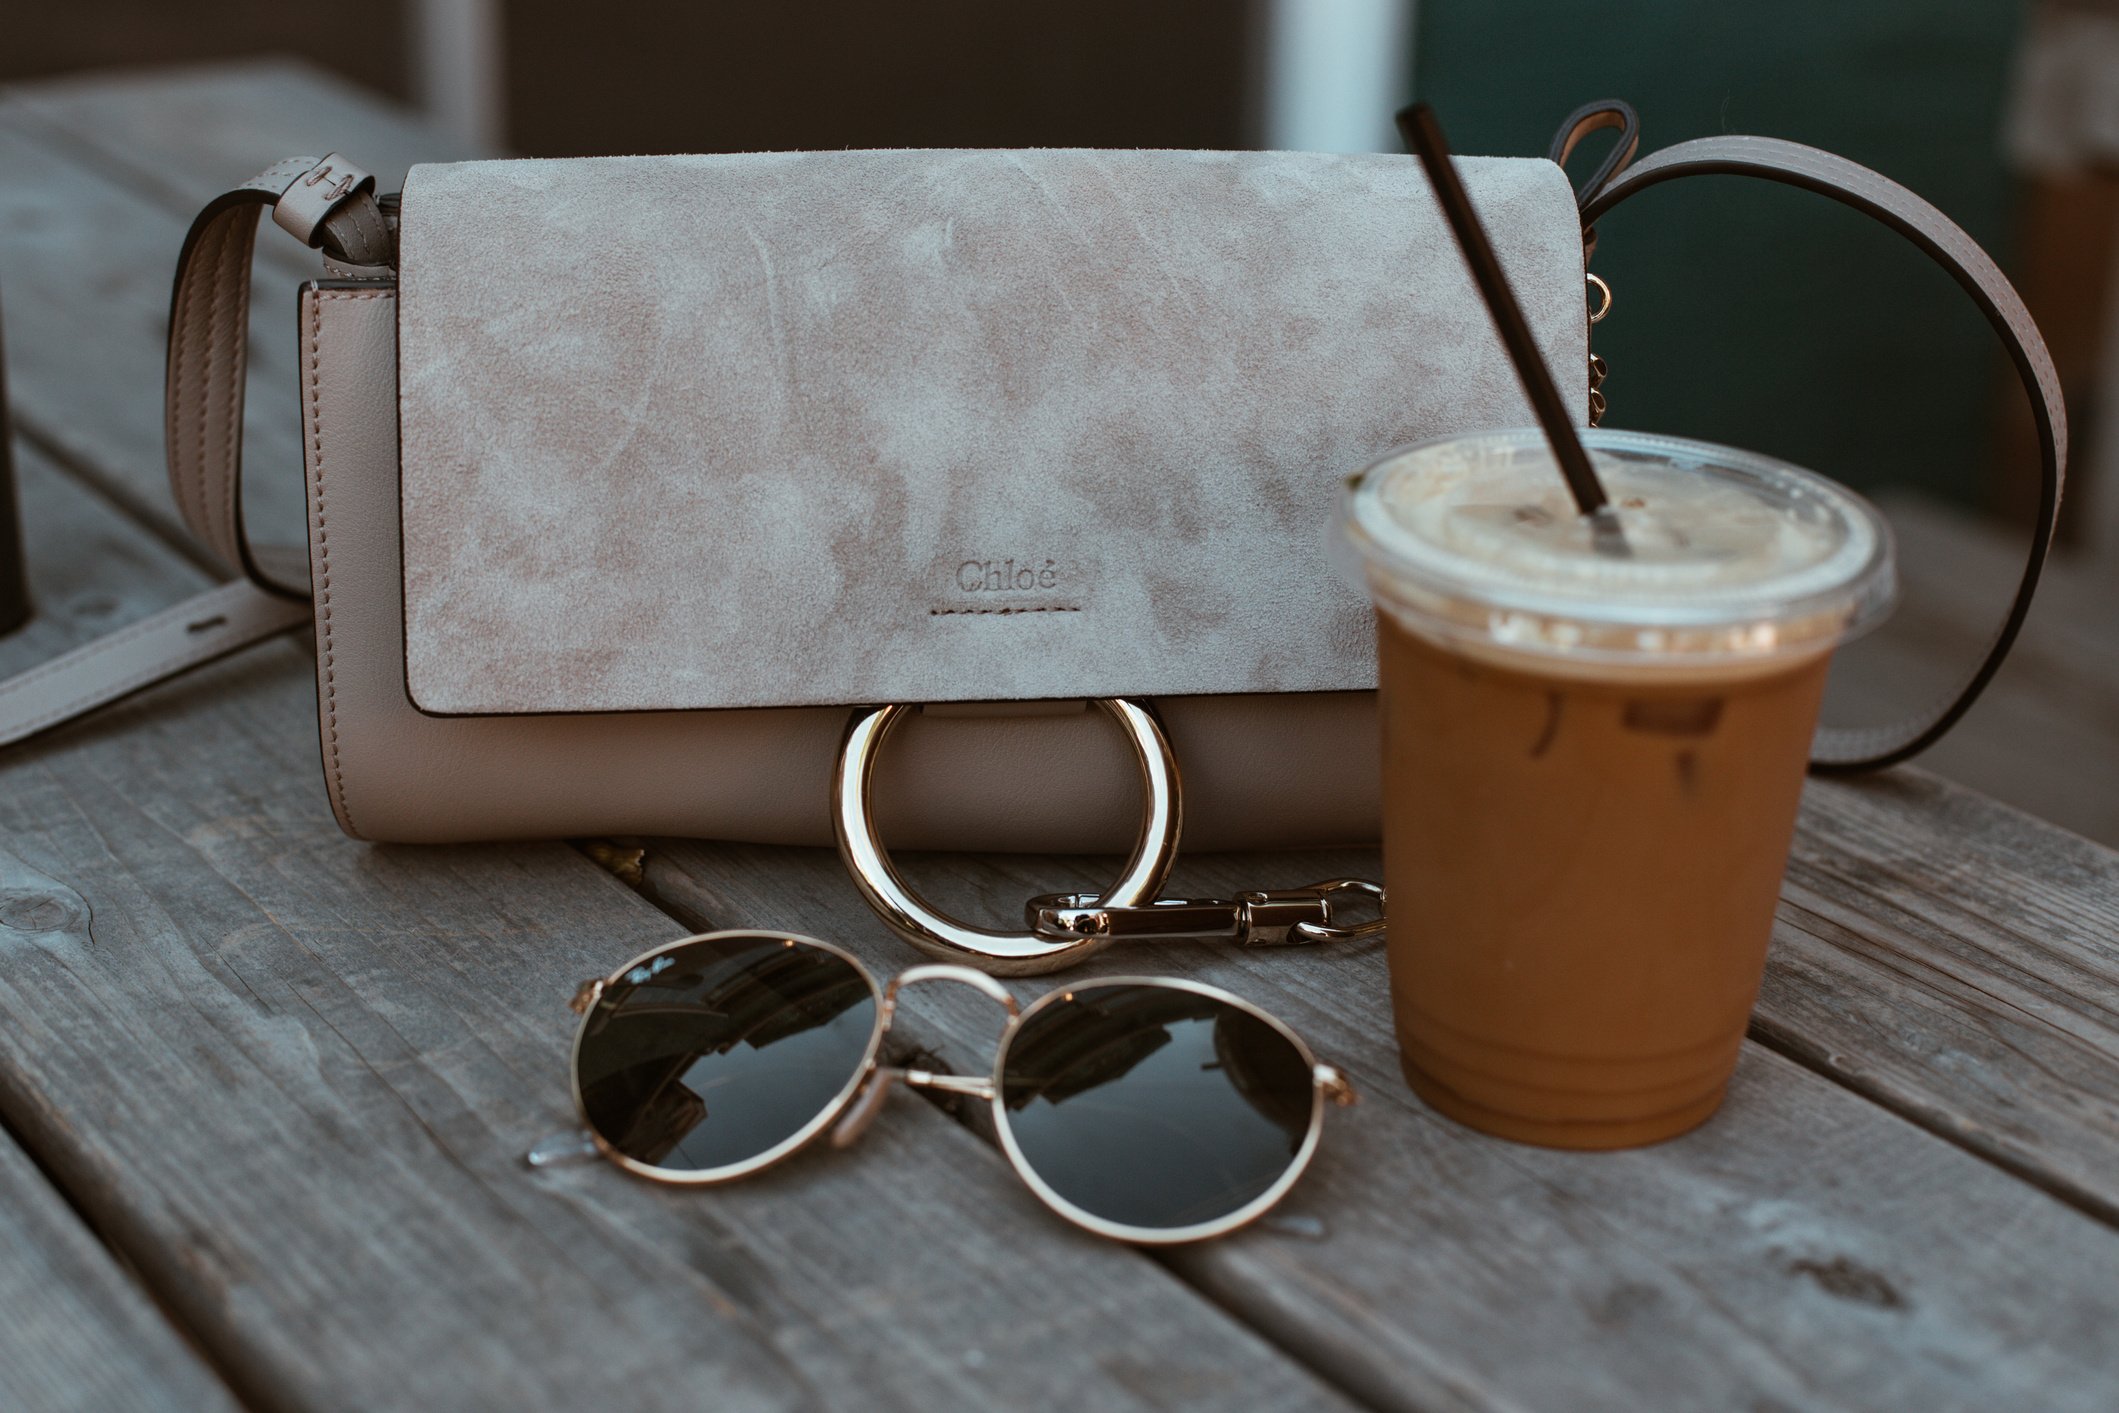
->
xmin=558 ymin=929 xmax=1357 ymax=1244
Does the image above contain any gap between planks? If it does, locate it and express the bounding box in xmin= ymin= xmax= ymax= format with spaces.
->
xmin=0 ymin=1093 xmax=246 ymax=1413
xmin=1743 ymin=930 xmax=2119 ymax=1229
xmin=8 ymin=418 xmax=235 ymax=586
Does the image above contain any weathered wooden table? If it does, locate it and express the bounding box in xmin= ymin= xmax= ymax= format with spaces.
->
xmin=2 ymin=62 xmax=2117 ymax=1413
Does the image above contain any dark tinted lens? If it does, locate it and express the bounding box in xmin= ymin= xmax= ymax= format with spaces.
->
xmin=575 ymin=933 xmax=877 ymax=1173
xmin=998 ymin=983 xmax=1316 ymax=1232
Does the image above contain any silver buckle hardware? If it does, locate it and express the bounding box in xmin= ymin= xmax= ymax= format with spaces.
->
xmin=272 ymin=151 xmax=377 ymax=249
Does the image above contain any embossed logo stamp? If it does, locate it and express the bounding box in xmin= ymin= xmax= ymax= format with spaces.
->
xmin=954 ymin=558 xmax=1061 ymax=593
xmin=931 ymin=556 xmax=1082 ymax=617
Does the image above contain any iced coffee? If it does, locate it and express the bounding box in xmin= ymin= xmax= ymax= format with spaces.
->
xmin=1341 ymin=428 xmax=1894 ymax=1149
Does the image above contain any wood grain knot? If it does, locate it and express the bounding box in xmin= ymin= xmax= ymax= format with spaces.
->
xmin=1788 ymin=1255 xmax=1907 ymax=1310
xmin=0 ymin=887 xmax=89 ymax=938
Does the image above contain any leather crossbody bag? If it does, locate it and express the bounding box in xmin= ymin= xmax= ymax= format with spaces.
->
xmin=0 ymin=106 xmax=2064 ymax=857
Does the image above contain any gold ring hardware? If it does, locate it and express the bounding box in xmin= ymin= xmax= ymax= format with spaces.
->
xmin=1587 ymin=271 xmax=1614 ymax=324
xmin=832 ymin=698 xmax=1183 ymax=975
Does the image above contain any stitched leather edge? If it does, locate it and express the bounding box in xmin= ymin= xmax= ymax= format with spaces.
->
xmin=305 ymin=287 xmax=391 ymax=839
xmin=0 ymin=583 xmax=307 ymax=748
xmin=4 ymin=619 xmax=256 ymax=737
xmin=165 ymin=156 xmax=390 ymax=597
xmin=212 ymin=219 xmax=252 ymax=575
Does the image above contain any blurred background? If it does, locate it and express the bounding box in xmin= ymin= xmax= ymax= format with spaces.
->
xmin=3 ymin=0 xmax=2116 ymax=838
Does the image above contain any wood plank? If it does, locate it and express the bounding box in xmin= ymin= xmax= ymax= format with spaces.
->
xmin=17 ymin=58 xmax=2118 ymax=1409
xmin=639 ymin=835 xmax=2119 ymax=1411
xmin=0 ymin=1129 xmax=242 ymax=1413
xmin=0 ymin=448 xmax=1352 ymax=1413
xmin=0 ymin=99 xmax=310 ymax=557
xmin=1764 ymin=771 xmax=2119 ymax=1225
xmin=1823 ymin=493 xmax=2119 ymax=846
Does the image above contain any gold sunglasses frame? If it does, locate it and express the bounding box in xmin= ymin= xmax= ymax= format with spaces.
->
xmin=567 ymin=929 xmax=1355 ymax=1245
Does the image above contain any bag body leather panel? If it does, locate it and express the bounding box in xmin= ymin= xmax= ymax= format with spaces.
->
xmin=394 ymin=150 xmax=1586 ymax=717
xmin=303 ymin=282 xmax=1384 ymax=849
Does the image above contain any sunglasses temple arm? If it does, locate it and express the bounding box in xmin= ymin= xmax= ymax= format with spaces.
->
xmin=830 ymin=1066 xmax=904 ymax=1149
xmin=523 ymin=1128 xmax=603 ymax=1168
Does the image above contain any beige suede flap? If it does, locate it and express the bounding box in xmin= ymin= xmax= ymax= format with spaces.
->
xmin=396 ymin=149 xmax=1585 ymax=714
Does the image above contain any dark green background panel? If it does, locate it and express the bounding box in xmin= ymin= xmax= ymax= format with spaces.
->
xmin=1416 ymin=0 xmax=2027 ymax=507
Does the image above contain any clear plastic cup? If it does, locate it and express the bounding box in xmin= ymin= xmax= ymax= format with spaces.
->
xmin=1341 ymin=427 xmax=1894 ymax=1149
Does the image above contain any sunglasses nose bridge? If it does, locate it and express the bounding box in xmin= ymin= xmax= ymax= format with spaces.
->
xmin=882 ymin=964 xmax=1021 ymax=1020
xmin=829 ymin=1066 xmax=903 ymax=1149
xmin=829 ymin=1063 xmax=999 ymax=1152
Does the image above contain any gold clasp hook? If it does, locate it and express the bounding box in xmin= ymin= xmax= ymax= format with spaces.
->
xmin=1025 ymin=878 xmax=1384 ymax=948
xmin=1585 ymin=272 xmax=1614 ymax=427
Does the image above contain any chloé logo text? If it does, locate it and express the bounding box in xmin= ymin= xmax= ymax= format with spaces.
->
xmin=954 ymin=558 xmax=1061 ymax=593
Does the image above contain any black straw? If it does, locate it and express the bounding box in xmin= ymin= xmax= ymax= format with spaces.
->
xmin=1398 ymin=103 xmax=1623 ymax=543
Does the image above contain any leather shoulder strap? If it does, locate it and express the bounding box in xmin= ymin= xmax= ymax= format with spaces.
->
xmin=0 ymin=580 xmax=311 ymax=749
xmin=0 ymin=155 xmax=390 ymax=750
xmin=1582 ymin=135 xmax=2067 ymax=773
xmin=167 ymin=152 xmax=391 ymax=590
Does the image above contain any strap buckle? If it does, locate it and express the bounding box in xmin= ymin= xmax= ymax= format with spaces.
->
xmin=271 ymin=152 xmax=377 ymax=250
xmin=1027 ymin=878 xmax=1385 ymax=948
